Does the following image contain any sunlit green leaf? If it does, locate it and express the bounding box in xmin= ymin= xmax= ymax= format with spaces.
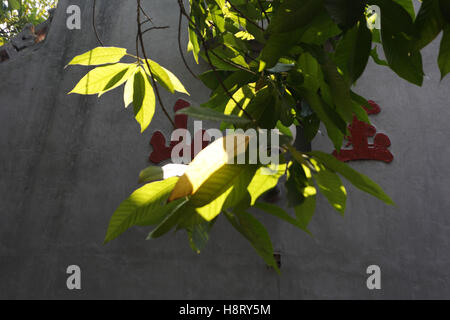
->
xmin=69 ymin=63 xmax=133 ymax=95
xmin=189 ymin=165 xmax=257 ymax=221
xmin=133 ymin=68 xmax=156 ymax=132
xmin=104 ymin=177 xmax=179 ymax=244
xmin=246 ymin=163 xmax=286 ymax=206
xmin=123 ymin=74 xmax=134 ymax=108
xmin=169 ymin=133 xmax=252 ymax=202
xmin=308 ymin=151 xmax=394 ymax=205
xmin=144 ymin=59 xmax=189 ymax=95
xmin=310 ymin=158 xmax=347 ymax=215
xmin=66 ymin=47 xmax=127 ymax=67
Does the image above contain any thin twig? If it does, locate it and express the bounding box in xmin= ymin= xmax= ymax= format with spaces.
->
xmin=92 ymin=0 xmax=104 ymax=46
xmin=227 ymin=1 xmax=264 ymax=31
xmin=177 ymin=0 xmax=256 ymax=123
xmin=142 ymin=25 xmax=170 ymax=35
xmin=139 ymin=4 xmax=154 ymax=25
xmin=257 ymin=0 xmax=270 ymax=24
xmin=178 ymin=11 xmax=199 ymax=79
xmin=208 ymin=49 xmax=257 ymax=75
xmin=137 ymin=0 xmax=176 ymax=129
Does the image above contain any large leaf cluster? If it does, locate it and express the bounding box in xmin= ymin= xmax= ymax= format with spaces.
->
xmin=66 ymin=0 xmax=449 ymax=270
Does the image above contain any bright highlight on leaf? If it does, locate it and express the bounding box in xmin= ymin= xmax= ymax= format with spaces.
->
xmin=168 ymin=133 xmax=251 ymax=203
xmin=133 ymin=68 xmax=156 ymax=133
xmin=69 ymin=63 xmax=133 ymax=95
xmin=144 ymin=59 xmax=189 ymax=95
xmin=104 ymin=177 xmax=179 ymax=244
xmin=66 ymin=47 xmax=127 ymax=67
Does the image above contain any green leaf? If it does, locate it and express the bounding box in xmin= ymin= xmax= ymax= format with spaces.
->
xmin=147 ymin=198 xmax=190 ymax=239
xmin=370 ymin=46 xmax=389 ymax=66
xmin=223 ymin=85 xmax=255 ymax=118
xmin=8 ymin=0 xmax=20 ymax=10
xmin=268 ymin=0 xmax=324 ymax=34
xmin=189 ymin=165 xmax=257 ymax=221
xmin=308 ymin=151 xmax=394 ymax=205
xmin=139 ymin=164 xmax=187 ymax=183
xmin=186 ymin=215 xmax=215 ymax=254
xmin=69 ymin=63 xmax=133 ymax=95
xmin=393 ymin=0 xmax=415 ymax=19
xmin=373 ymin=0 xmax=424 ymax=85
xmin=188 ymin=25 xmax=201 ymax=64
xmin=323 ymin=0 xmax=367 ymax=29
xmin=438 ymin=24 xmax=450 ymax=80
xmin=144 ymin=59 xmax=189 ymax=95
xmin=241 ymin=86 xmax=276 ymax=128
xmin=133 ymin=68 xmax=156 ymax=133
xmin=294 ymin=195 xmax=316 ymax=233
xmin=66 ymin=47 xmax=128 ymax=67
xmin=104 ymin=177 xmax=179 ymax=244
xmin=414 ymin=0 xmax=444 ymax=50
xmin=224 ymin=210 xmax=279 ymax=273
xmin=300 ymin=89 xmax=345 ymax=151
xmin=441 ymin=0 xmax=450 ymax=23
xmin=198 ymin=70 xmax=225 ymax=91
xmin=297 ymin=52 xmax=322 ymax=91
xmin=176 ymin=106 xmax=252 ymax=125
xmin=255 ymin=202 xmax=306 ymax=231
xmin=300 ymin=12 xmax=342 ymax=45
xmin=259 ymin=29 xmax=304 ymax=70
xmin=99 ymin=65 xmax=137 ymax=97
xmin=246 ymin=164 xmax=286 ymax=206
xmin=310 ymin=158 xmax=347 ymax=215
xmin=138 ymin=166 xmax=164 ymax=184
xmin=284 ymin=160 xmax=317 ymax=211
xmin=123 ymin=74 xmax=134 ymax=108
xmin=334 ymin=19 xmax=372 ymax=83
xmin=169 ymin=133 xmax=252 ymax=201
xmin=321 ymin=58 xmax=354 ymax=122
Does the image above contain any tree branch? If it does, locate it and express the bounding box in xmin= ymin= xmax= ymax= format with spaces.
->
xmin=137 ymin=0 xmax=176 ymax=129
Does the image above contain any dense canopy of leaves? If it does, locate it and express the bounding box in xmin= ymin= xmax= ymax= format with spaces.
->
xmin=0 ymin=0 xmax=57 ymax=45
xmin=66 ymin=0 xmax=449 ymax=271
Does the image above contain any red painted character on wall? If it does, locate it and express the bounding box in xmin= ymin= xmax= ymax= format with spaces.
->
xmin=332 ymin=100 xmax=393 ymax=163
xmin=149 ymin=99 xmax=209 ymax=164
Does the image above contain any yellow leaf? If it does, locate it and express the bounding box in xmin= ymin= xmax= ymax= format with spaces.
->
xmin=133 ymin=68 xmax=156 ymax=133
xmin=168 ymin=133 xmax=251 ymax=202
xmin=143 ymin=59 xmax=189 ymax=95
xmin=66 ymin=47 xmax=127 ymax=67
xmin=69 ymin=63 xmax=132 ymax=95
xmin=123 ymin=69 xmax=136 ymax=108
xmin=99 ymin=64 xmax=137 ymax=97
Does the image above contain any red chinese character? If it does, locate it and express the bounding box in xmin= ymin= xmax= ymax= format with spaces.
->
xmin=332 ymin=100 xmax=393 ymax=163
xmin=149 ymin=99 xmax=209 ymax=164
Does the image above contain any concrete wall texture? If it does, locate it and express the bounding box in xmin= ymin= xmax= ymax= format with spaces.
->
xmin=0 ymin=0 xmax=449 ymax=299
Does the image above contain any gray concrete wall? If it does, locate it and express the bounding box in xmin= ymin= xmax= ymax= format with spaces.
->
xmin=0 ymin=0 xmax=449 ymax=299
